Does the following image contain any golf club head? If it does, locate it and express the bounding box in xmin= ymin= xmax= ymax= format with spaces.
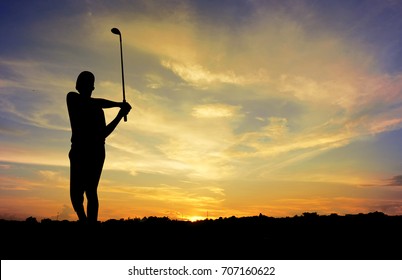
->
xmin=111 ymin=28 xmax=121 ymax=35
xmin=111 ymin=27 xmax=127 ymax=122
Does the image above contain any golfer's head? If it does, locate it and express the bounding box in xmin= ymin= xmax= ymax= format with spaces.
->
xmin=76 ymin=71 xmax=95 ymax=97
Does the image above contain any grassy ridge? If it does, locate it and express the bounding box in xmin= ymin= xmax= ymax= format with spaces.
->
xmin=2 ymin=212 xmax=402 ymax=260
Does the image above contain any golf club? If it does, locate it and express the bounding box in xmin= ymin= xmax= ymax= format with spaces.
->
xmin=111 ymin=27 xmax=127 ymax=122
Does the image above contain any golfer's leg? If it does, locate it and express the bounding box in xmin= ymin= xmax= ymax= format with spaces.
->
xmin=86 ymin=187 xmax=99 ymax=224
xmin=70 ymin=171 xmax=87 ymax=222
xmin=69 ymin=152 xmax=87 ymax=222
xmin=86 ymin=153 xmax=104 ymax=224
xmin=71 ymin=188 xmax=86 ymax=222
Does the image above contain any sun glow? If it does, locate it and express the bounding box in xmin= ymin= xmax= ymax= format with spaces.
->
xmin=185 ymin=215 xmax=207 ymax=222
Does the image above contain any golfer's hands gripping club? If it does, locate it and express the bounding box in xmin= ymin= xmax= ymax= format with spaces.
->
xmin=119 ymin=101 xmax=132 ymax=120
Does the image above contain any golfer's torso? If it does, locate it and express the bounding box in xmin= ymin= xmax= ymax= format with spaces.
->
xmin=69 ymin=94 xmax=106 ymax=149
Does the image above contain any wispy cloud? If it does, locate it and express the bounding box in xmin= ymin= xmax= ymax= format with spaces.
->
xmin=192 ymin=103 xmax=241 ymax=119
xmin=386 ymin=175 xmax=402 ymax=186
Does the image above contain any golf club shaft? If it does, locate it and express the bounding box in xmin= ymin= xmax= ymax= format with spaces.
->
xmin=118 ymin=34 xmax=127 ymax=122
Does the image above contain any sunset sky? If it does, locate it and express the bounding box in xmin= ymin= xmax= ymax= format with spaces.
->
xmin=1 ymin=0 xmax=402 ymax=221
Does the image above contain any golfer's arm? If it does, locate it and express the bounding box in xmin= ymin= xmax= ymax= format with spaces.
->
xmin=92 ymin=98 xmax=122 ymax=108
xmin=104 ymin=113 xmax=124 ymax=138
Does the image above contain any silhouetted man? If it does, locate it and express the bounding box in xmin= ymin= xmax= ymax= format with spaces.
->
xmin=67 ymin=71 xmax=131 ymax=224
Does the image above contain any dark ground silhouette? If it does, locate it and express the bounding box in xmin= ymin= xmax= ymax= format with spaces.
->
xmin=2 ymin=212 xmax=401 ymax=260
